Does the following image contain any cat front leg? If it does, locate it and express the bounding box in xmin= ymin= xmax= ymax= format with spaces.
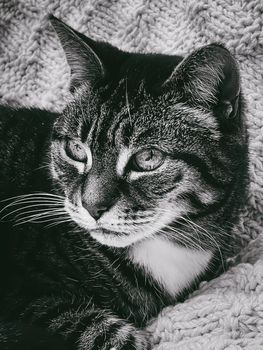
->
xmin=50 ymin=307 xmax=150 ymax=350
xmin=21 ymin=296 xmax=150 ymax=350
xmin=78 ymin=318 xmax=149 ymax=350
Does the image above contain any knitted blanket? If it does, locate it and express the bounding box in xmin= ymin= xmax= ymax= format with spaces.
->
xmin=0 ymin=1 xmax=262 ymax=349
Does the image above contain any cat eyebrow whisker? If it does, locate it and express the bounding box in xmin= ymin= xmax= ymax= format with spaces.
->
xmin=80 ymin=98 xmax=89 ymax=127
xmin=125 ymin=77 xmax=132 ymax=127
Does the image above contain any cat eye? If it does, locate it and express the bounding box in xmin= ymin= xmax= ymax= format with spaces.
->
xmin=65 ymin=140 xmax=87 ymax=162
xmin=132 ymin=148 xmax=164 ymax=172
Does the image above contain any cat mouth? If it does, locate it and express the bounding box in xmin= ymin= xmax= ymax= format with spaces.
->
xmin=90 ymin=228 xmax=128 ymax=236
xmin=89 ymin=228 xmax=134 ymax=247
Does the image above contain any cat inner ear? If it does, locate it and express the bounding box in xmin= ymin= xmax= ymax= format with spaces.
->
xmin=49 ymin=15 xmax=105 ymax=92
xmin=164 ymin=44 xmax=240 ymax=121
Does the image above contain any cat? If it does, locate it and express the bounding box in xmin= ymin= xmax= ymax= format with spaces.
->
xmin=0 ymin=15 xmax=248 ymax=350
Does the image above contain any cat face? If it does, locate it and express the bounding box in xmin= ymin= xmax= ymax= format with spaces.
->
xmin=49 ymin=17 xmax=247 ymax=248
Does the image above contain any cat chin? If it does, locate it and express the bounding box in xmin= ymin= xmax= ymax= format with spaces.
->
xmin=89 ymin=229 xmax=150 ymax=248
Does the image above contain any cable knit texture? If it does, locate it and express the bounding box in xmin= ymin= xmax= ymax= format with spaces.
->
xmin=0 ymin=1 xmax=262 ymax=349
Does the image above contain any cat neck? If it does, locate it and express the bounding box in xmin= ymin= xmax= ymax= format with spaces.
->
xmin=128 ymin=236 xmax=212 ymax=298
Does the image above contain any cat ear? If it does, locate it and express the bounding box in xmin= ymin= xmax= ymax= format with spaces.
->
xmin=164 ymin=44 xmax=240 ymax=120
xmin=49 ymin=15 xmax=105 ymax=92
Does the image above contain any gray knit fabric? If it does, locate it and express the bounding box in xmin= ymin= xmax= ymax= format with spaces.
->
xmin=0 ymin=1 xmax=262 ymax=349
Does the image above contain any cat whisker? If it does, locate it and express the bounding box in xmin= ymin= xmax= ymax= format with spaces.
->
xmin=157 ymin=208 xmax=186 ymax=219
xmin=157 ymin=207 xmax=232 ymax=239
xmin=162 ymin=234 xmax=198 ymax=252
xmin=0 ymin=193 xmax=67 ymax=216
xmin=155 ymin=208 xmax=226 ymax=260
xmin=14 ymin=209 xmax=68 ymax=221
xmin=181 ymin=217 xmax=225 ymax=271
xmin=183 ymin=216 xmax=232 ymax=239
xmin=4 ymin=198 xmax=65 ymax=203
xmin=0 ymin=204 xmax=65 ymax=221
xmin=125 ymin=77 xmax=132 ymax=126
xmin=14 ymin=218 xmax=71 ymax=227
xmin=33 ymin=163 xmax=51 ymax=171
xmin=157 ymin=207 xmax=231 ymax=240
xmin=44 ymin=219 xmax=73 ymax=229
xmin=171 ymin=231 xmax=204 ymax=251
xmin=161 ymin=226 xmax=205 ymax=252
xmin=80 ymin=99 xmax=89 ymax=127
xmin=1 ymin=196 xmax=65 ymax=204
xmin=14 ymin=208 xmax=67 ymax=220
xmin=0 ymin=197 xmax=65 ymax=212
xmin=14 ymin=212 xmax=70 ymax=226
xmin=205 ymin=222 xmax=233 ymax=238
xmin=2 ymin=198 xmax=66 ymax=208
xmin=0 ymin=192 xmax=65 ymax=202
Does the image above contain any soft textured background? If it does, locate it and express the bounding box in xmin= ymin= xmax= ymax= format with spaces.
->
xmin=0 ymin=0 xmax=262 ymax=349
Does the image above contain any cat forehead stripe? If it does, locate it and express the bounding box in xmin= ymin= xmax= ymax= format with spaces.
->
xmin=85 ymin=146 xmax=93 ymax=171
xmin=116 ymin=147 xmax=132 ymax=176
xmin=169 ymin=103 xmax=219 ymax=135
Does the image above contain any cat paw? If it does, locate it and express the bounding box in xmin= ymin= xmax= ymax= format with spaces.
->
xmin=79 ymin=322 xmax=150 ymax=350
xmin=112 ymin=328 xmax=150 ymax=350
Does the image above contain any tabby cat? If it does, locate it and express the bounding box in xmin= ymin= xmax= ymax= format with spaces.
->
xmin=0 ymin=15 xmax=248 ymax=350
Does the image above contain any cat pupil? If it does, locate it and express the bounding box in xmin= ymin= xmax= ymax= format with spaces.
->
xmin=136 ymin=149 xmax=163 ymax=171
xmin=144 ymin=151 xmax=153 ymax=161
xmin=66 ymin=140 xmax=87 ymax=162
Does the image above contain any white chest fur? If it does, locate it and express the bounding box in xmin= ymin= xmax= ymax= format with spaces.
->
xmin=128 ymin=237 xmax=212 ymax=297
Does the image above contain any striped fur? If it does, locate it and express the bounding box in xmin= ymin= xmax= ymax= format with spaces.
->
xmin=0 ymin=17 xmax=248 ymax=350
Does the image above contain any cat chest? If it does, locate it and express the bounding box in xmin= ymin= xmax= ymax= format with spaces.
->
xmin=128 ymin=237 xmax=212 ymax=297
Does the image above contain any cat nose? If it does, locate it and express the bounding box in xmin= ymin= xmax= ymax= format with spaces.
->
xmin=82 ymin=201 xmax=110 ymax=221
xmin=81 ymin=171 xmax=119 ymax=221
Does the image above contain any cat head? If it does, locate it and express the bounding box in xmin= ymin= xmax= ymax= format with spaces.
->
xmin=49 ymin=16 xmax=247 ymax=248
